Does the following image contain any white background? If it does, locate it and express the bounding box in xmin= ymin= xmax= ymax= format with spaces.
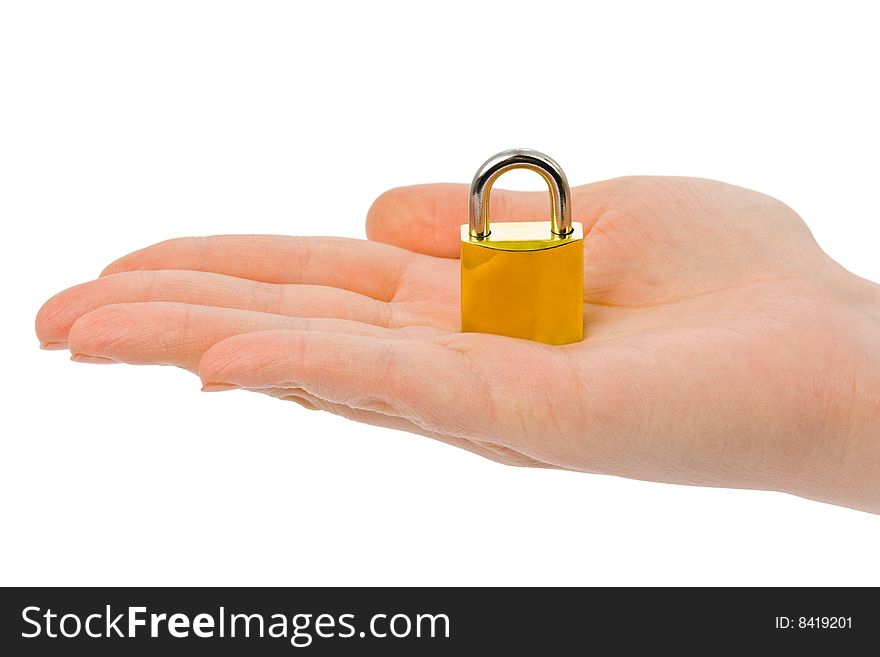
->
xmin=1 ymin=1 xmax=878 ymax=586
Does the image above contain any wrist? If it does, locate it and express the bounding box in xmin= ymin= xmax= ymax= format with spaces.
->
xmin=816 ymin=263 xmax=880 ymax=512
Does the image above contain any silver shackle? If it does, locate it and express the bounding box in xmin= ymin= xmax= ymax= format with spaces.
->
xmin=468 ymin=148 xmax=573 ymax=239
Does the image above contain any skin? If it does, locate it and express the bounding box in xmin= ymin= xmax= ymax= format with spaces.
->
xmin=35 ymin=177 xmax=880 ymax=512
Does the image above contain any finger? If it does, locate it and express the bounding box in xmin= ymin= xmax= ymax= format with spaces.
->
xmin=252 ymin=386 xmax=549 ymax=468
xmin=100 ymin=235 xmax=413 ymax=301
xmin=37 ymin=269 xmax=398 ymax=349
xmin=366 ymin=181 xmax=616 ymax=258
xmin=67 ymin=302 xmax=418 ymax=372
xmin=198 ymin=328 xmax=587 ymax=460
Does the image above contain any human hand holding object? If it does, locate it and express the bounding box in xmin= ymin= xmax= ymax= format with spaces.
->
xmin=36 ymin=176 xmax=880 ymax=512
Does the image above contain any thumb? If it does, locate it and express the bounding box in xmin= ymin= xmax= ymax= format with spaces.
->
xmin=365 ymin=181 xmax=614 ymax=258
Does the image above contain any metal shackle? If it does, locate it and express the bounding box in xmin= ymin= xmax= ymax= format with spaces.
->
xmin=468 ymin=148 xmax=573 ymax=239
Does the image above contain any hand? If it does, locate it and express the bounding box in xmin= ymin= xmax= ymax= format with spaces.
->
xmin=35 ymin=177 xmax=880 ymax=512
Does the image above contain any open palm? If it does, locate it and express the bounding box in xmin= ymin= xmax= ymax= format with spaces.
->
xmin=36 ymin=177 xmax=880 ymax=511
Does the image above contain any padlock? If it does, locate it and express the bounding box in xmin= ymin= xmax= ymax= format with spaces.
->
xmin=460 ymin=149 xmax=584 ymax=345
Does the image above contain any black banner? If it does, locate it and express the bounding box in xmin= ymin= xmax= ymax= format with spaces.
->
xmin=0 ymin=587 xmax=873 ymax=654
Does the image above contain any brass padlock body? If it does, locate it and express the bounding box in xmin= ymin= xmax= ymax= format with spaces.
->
xmin=461 ymin=220 xmax=584 ymax=345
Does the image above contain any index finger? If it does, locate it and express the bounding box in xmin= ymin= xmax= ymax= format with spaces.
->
xmin=100 ymin=235 xmax=413 ymax=302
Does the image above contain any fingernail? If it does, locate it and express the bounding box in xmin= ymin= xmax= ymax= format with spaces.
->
xmin=70 ymin=353 xmax=118 ymax=364
xmin=281 ymin=395 xmax=318 ymax=410
xmin=40 ymin=341 xmax=68 ymax=350
xmin=201 ymin=382 xmax=240 ymax=392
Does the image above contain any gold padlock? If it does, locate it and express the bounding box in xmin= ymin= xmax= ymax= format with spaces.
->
xmin=460 ymin=149 xmax=584 ymax=345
